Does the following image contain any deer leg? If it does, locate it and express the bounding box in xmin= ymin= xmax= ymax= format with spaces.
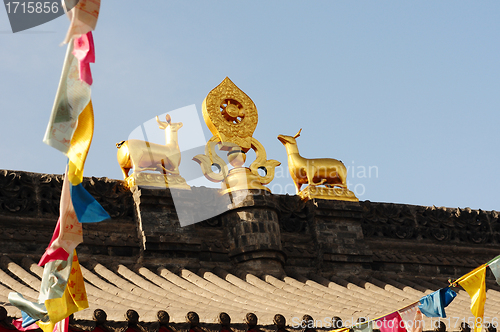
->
xmin=134 ymin=166 xmax=157 ymax=174
xmin=168 ymin=165 xmax=180 ymax=175
xmin=121 ymin=167 xmax=130 ymax=179
xmin=306 ymin=166 xmax=327 ymax=186
xmin=294 ymin=180 xmax=302 ymax=194
xmin=158 ymin=159 xmax=180 ymax=175
xmin=157 ymin=163 xmax=180 ymax=175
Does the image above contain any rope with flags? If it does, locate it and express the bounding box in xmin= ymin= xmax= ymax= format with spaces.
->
xmin=9 ymin=1 xmax=108 ymax=331
xmin=330 ymin=254 xmax=500 ymax=332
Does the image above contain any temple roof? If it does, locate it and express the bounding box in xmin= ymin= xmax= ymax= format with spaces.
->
xmin=1 ymin=170 xmax=500 ymax=330
xmin=1 ymin=256 xmax=500 ymax=327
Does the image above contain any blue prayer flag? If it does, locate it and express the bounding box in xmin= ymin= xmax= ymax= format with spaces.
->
xmin=70 ymin=183 xmax=110 ymax=223
xmin=21 ymin=311 xmax=38 ymax=328
xmin=418 ymin=287 xmax=457 ymax=318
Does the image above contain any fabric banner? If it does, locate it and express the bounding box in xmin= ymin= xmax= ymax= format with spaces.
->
xmin=9 ymin=252 xmax=74 ymax=323
xmin=39 ymin=172 xmax=82 ymax=266
xmin=38 ymin=219 xmax=72 ymax=265
xmin=38 ymin=252 xmax=74 ymax=302
xmin=418 ymin=287 xmax=456 ymax=318
xmin=458 ymin=265 xmax=487 ymax=332
xmin=38 ymin=252 xmax=88 ymax=332
xmin=66 ymin=101 xmax=94 ymax=186
xmin=330 ymin=328 xmax=349 ymax=332
xmin=43 ymin=41 xmax=91 ymax=155
xmin=13 ymin=315 xmax=39 ymax=331
xmin=63 ymin=0 xmax=101 ymax=44
xmin=487 ymin=256 xmax=500 ymax=286
xmin=72 ymin=32 xmax=95 ymax=86
xmin=352 ymin=321 xmax=373 ymax=332
xmin=70 ymin=182 xmax=110 ymax=223
xmin=7 ymin=293 xmax=47 ymax=322
xmin=398 ymin=302 xmax=423 ymax=332
xmin=375 ymin=311 xmax=406 ymax=332
xmin=54 ymin=317 xmax=69 ymax=332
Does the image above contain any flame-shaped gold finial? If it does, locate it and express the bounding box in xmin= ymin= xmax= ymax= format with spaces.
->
xmin=201 ymin=77 xmax=258 ymax=150
xmin=194 ymin=78 xmax=280 ymax=194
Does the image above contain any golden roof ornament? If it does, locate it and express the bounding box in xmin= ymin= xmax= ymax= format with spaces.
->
xmin=194 ymin=77 xmax=280 ymax=194
xmin=202 ymin=77 xmax=258 ymax=150
xmin=277 ymin=129 xmax=358 ymax=202
xmin=116 ymin=114 xmax=190 ymax=189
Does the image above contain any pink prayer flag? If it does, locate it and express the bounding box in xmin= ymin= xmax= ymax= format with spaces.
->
xmin=38 ymin=219 xmax=71 ymax=266
xmin=376 ymin=312 xmax=406 ymax=332
xmin=54 ymin=317 xmax=69 ymax=332
xmin=399 ymin=303 xmax=424 ymax=332
xmin=39 ymin=171 xmax=83 ymax=266
xmin=72 ymin=32 xmax=95 ymax=86
xmin=13 ymin=318 xmax=39 ymax=331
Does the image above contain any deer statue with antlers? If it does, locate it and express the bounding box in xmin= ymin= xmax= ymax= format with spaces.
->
xmin=277 ymin=129 xmax=348 ymax=194
xmin=116 ymin=114 xmax=183 ymax=179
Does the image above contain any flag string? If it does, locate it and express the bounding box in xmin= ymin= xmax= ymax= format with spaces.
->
xmin=329 ymin=254 xmax=500 ymax=332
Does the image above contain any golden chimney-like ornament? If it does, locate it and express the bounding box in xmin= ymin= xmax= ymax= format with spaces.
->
xmin=277 ymin=129 xmax=358 ymax=202
xmin=193 ymin=77 xmax=280 ymax=194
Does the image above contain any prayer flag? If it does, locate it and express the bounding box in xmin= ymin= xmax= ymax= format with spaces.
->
xmin=418 ymin=287 xmax=456 ymax=318
xmin=13 ymin=316 xmax=39 ymax=331
xmin=70 ymin=182 xmax=109 ymax=223
xmin=72 ymin=32 xmax=95 ymax=86
xmin=330 ymin=328 xmax=349 ymax=332
xmin=38 ymin=251 xmax=74 ymax=302
xmin=39 ymin=169 xmax=109 ymax=266
xmin=7 ymin=293 xmax=47 ymax=322
xmin=398 ymin=302 xmax=423 ymax=332
xmin=38 ymin=252 xmax=88 ymax=332
xmin=63 ymin=0 xmax=101 ymax=44
xmin=44 ymin=40 xmax=91 ymax=157
xmin=9 ymin=252 xmax=74 ymax=322
xmin=458 ymin=265 xmax=487 ymax=332
xmin=487 ymin=255 xmax=500 ymax=286
xmin=375 ymin=312 xmax=406 ymax=332
xmin=66 ymin=100 xmax=94 ymax=186
xmin=43 ymin=38 xmax=90 ymax=154
xmin=38 ymin=220 xmax=71 ymax=265
xmin=39 ymin=172 xmax=82 ymax=266
xmin=44 ymin=38 xmax=96 ymax=186
xmin=352 ymin=321 xmax=373 ymax=332
xmin=54 ymin=317 xmax=69 ymax=332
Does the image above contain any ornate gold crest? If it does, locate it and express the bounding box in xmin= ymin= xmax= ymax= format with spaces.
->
xmin=194 ymin=78 xmax=280 ymax=194
xmin=202 ymin=77 xmax=258 ymax=151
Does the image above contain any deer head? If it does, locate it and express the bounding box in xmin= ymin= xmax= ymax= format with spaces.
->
xmin=277 ymin=128 xmax=302 ymax=145
xmin=156 ymin=115 xmax=183 ymax=131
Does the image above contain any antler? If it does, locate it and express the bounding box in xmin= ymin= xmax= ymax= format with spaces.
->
xmin=156 ymin=115 xmax=170 ymax=129
xmin=293 ymin=128 xmax=302 ymax=139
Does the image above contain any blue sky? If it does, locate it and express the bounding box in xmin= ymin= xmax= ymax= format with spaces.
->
xmin=1 ymin=1 xmax=499 ymax=210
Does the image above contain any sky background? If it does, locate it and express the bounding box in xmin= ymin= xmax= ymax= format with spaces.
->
xmin=1 ymin=1 xmax=499 ymax=211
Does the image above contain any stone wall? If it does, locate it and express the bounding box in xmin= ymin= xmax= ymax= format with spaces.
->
xmin=1 ymin=169 xmax=499 ymax=279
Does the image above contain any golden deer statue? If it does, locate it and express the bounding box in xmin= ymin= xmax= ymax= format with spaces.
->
xmin=116 ymin=114 xmax=183 ymax=179
xmin=277 ymin=129 xmax=348 ymax=195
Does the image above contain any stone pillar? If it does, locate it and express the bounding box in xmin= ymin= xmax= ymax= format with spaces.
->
xmin=221 ymin=189 xmax=286 ymax=278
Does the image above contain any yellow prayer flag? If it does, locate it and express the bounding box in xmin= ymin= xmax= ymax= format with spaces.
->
xmin=67 ymin=101 xmax=94 ymax=185
xmin=39 ymin=251 xmax=88 ymax=332
xmin=37 ymin=319 xmax=56 ymax=332
xmin=329 ymin=328 xmax=350 ymax=332
xmin=458 ymin=265 xmax=487 ymax=332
